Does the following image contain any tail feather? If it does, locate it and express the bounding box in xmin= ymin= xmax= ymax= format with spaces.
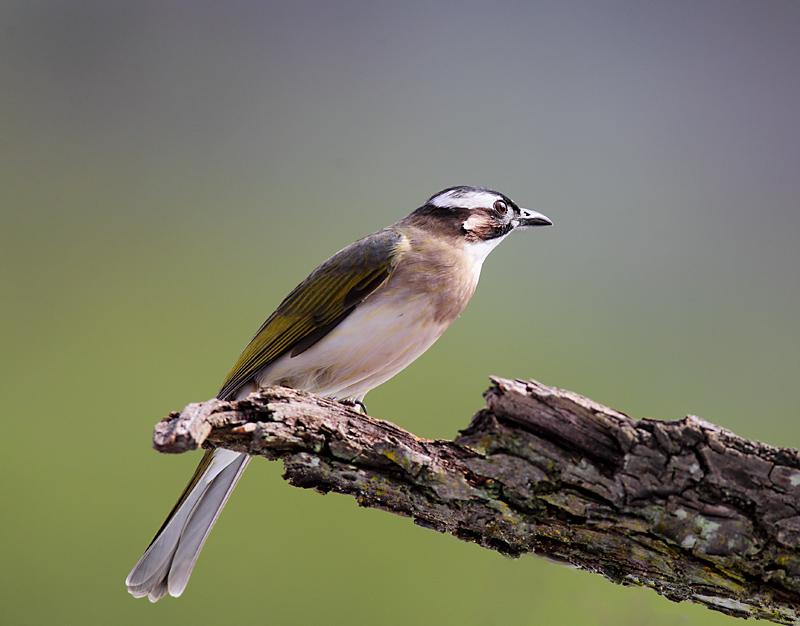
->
xmin=126 ymin=448 xmax=250 ymax=602
xmin=167 ymin=455 xmax=249 ymax=596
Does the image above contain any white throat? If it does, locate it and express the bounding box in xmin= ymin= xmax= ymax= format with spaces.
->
xmin=463 ymin=233 xmax=510 ymax=275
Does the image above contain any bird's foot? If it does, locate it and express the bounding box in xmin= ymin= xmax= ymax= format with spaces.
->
xmin=339 ymin=398 xmax=368 ymax=414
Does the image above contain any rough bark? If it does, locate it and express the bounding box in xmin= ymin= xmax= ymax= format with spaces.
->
xmin=152 ymin=377 xmax=800 ymax=623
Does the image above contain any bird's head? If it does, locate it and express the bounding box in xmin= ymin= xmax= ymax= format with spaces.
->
xmin=408 ymin=186 xmax=552 ymax=245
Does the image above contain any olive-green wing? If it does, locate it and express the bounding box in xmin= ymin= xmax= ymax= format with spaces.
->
xmin=217 ymin=229 xmax=408 ymax=401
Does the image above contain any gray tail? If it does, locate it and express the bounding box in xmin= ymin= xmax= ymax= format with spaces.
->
xmin=125 ymin=448 xmax=250 ymax=601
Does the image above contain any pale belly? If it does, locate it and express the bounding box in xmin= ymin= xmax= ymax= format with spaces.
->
xmin=254 ymin=291 xmax=454 ymax=402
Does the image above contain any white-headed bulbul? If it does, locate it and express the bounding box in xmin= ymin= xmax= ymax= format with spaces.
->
xmin=126 ymin=185 xmax=552 ymax=601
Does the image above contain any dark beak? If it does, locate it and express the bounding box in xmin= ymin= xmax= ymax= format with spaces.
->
xmin=517 ymin=208 xmax=553 ymax=227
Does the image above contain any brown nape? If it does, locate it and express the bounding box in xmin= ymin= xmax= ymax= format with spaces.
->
xmin=402 ymin=205 xmax=471 ymax=237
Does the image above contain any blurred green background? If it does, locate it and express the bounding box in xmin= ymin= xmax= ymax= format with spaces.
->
xmin=2 ymin=1 xmax=799 ymax=624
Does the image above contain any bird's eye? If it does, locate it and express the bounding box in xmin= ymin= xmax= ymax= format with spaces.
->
xmin=493 ymin=200 xmax=508 ymax=216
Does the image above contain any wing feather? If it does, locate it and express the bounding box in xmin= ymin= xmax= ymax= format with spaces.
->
xmin=217 ymin=229 xmax=407 ymax=400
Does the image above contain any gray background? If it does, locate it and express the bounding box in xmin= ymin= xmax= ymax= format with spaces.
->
xmin=2 ymin=2 xmax=799 ymax=624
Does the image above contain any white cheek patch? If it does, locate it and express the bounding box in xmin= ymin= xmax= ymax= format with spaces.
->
xmin=462 ymin=213 xmax=484 ymax=232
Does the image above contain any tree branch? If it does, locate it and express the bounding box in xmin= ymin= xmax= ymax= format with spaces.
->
xmin=152 ymin=377 xmax=800 ymax=623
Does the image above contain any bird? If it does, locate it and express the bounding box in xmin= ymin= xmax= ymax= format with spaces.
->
xmin=126 ymin=185 xmax=552 ymax=601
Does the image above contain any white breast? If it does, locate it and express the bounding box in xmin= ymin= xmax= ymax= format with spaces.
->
xmin=255 ymin=290 xmax=453 ymax=402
